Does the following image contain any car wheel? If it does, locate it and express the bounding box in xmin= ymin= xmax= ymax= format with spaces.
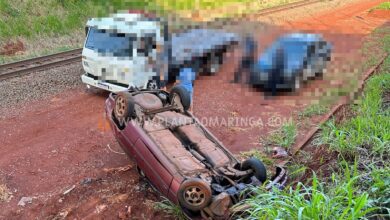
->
xmin=114 ymin=92 xmax=135 ymax=122
xmin=178 ymin=178 xmax=212 ymax=211
xmin=241 ymin=157 xmax=267 ymax=183
xmin=147 ymin=80 xmax=159 ymax=90
xmin=169 ymin=85 xmax=191 ymax=111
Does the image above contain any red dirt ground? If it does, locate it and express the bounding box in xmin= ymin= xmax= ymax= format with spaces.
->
xmin=0 ymin=0 xmax=388 ymax=219
xmin=193 ymin=0 xmax=389 ymax=153
xmin=368 ymin=9 xmax=390 ymax=20
xmin=0 ymin=89 xmax=168 ymax=219
xmin=0 ymin=40 xmax=25 ymax=56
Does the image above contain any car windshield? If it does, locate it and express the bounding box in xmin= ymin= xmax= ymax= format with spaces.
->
xmin=85 ymin=28 xmax=135 ymax=57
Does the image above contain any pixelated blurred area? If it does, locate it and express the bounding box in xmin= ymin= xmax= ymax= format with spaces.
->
xmin=82 ymin=0 xmax=390 ymax=152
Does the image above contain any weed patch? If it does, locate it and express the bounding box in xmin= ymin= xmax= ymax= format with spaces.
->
xmin=240 ymin=149 xmax=274 ymax=166
xmin=154 ymin=198 xmax=186 ymax=220
xmin=299 ymin=103 xmax=329 ymax=118
xmin=318 ymin=74 xmax=390 ymax=158
xmin=373 ymin=2 xmax=390 ymax=10
xmin=242 ymin=26 xmax=390 ymax=219
xmin=286 ymin=162 xmax=307 ymax=181
xmin=237 ymin=164 xmax=374 ymax=220
xmin=265 ymin=121 xmax=297 ymax=149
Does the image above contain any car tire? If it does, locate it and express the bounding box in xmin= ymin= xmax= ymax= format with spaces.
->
xmin=178 ymin=178 xmax=212 ymax=211
xmin=169 ymin=85 xmax=191 ymax=111
xmin=114 ymin=92 xmax=135 ymax=122
xmin=241 ymin=157 xmax=267 ymax=183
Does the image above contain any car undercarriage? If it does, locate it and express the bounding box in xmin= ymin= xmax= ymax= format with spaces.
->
xmin=107 ymin=87 xmax=287 ymax=219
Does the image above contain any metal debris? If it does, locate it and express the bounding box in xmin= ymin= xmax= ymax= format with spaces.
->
xmin=272 ymin=147 xmax=288 ymax=158
xmin=17 ymin=196 xmax=33 ymax=206
xmin=62 ymin=185 xmax=76 ymax=195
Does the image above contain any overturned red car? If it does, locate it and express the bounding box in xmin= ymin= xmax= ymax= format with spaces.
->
xmin=105 ymin=86 xmax=287 ymax=219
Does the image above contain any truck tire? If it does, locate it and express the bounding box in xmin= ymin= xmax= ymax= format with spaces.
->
xmin=203 ymin=51 xmax=223 ymax=75
xmin=209 ymin=52 xmax=223 ymax=74
xmin=241 ymin=157 xmax=267 ymax=183
xmin=169 ymin=85 xmax=191 ymax=111
xmin=114 ymin=92 xmax=135 ymax=122
xmin=294 ymin=73 xmax=303 ymax=91
xmin=178 ymin=178 xmax=212 ymax=211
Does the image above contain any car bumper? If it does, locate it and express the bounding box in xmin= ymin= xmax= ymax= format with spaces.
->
xmin=204 ymin=166 xmax=288 ymax=218
xmin=81 ymin=73 xmax=128 ymax=93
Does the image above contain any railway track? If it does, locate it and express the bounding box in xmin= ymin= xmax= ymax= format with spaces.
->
xmin=0 ymin=0 xmax=322 ymax=81
xmin=251 ymin=0 xmax=323 ymax=17
xmin=0 ymin=48 xmax=82 ymax=81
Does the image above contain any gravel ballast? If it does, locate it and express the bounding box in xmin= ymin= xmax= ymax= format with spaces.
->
xmin=0 ymin=63 xmax=84 ymax=118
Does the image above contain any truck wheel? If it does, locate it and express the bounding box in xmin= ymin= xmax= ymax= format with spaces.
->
xmin=206 ymin=52 xmax=223 ymax=75
xmin=241 ymin=157 xmax=267 ymax=183
xmin=294 ymin=73 xmax=303 ymax=91
xmin=209 ymin=55 xmax=221 ymax=74
xmin=169 ymin=85 xmax=191 ymax=111
xmin=178 ymin=178 xmax=212 ymax=211
xmin=114 ymin=92 xmax=135 ymax=122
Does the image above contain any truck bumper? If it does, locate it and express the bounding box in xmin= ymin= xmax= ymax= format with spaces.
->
xmin=81 ymin=74 xmax=128 ymax=93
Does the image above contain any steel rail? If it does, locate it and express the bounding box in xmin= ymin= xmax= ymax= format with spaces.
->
xmin=0 ymin=48 xmax=82 ymax=81
xmin=249 ymin=0 xmax=323 ymax=17
xmin=291 ymin=53 xmax=389 ymax=155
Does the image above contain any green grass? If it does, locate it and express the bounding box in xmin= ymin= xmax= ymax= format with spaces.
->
xmin=0 ymin=44 xmax=81 ymax=64
xmin=156 ymin=0 xmax=251 ymax=11
xmin=318 ymin=73 xmax=390 ymax=158
xmin=154 ymin=198 xmax=186 ymax=220
xmin=156 ymin=0 xmax=299 ymax=11
xmin=266 ymin=120 xmax=297 ymax=149
xmin=0 ymin=0 xmax=299 ymax=63
xmin=237 ymin=163 xmax=375 ymax=220
xmin=373 ymin=2 xmax=390 ymax=10
xmin=286 ymin=162 xmax=307 ymax=180
xmin=299 ymin=103 xmax=329 ymax=118
xmin=0 ymin=0 xmax=164 ymax=41
xmin=240 ymin=149 xmax=275 ymax=166
xmin=317 ymin=27 xmax=390 ymax=158
xmin=241 ymin=26 xmax=390 ymax=220
xmin=362 ymin=166 xmax=390 ymax=217
xmin=0 ymin=0 xmax=302 ymax=41
xmin=0 ymin=0 xmax=91 ymax=40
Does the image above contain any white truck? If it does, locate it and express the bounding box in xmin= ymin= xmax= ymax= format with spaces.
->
xmin=81 ymin=13 xmax=239 ymax=92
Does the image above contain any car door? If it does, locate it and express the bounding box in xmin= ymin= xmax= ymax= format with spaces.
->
xmin=133 ymin=138 xmax=173 ymax=196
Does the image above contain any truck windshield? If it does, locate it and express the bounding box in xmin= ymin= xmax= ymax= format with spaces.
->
xmin=85 ymin=28 xmax=135 ymax=57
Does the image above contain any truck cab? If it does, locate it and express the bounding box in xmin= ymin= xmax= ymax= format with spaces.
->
xmin=81 ymin=13 xmax=239 ymax=93
xmin=81 ymin=13 xmax=165 ymax=92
